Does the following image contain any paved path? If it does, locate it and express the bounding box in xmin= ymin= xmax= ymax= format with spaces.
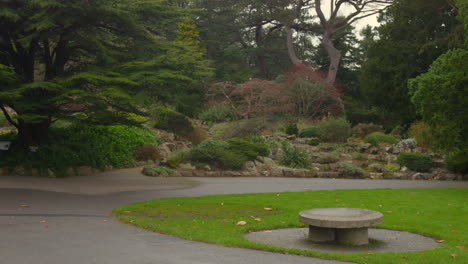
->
xmin=1 ymin=168 xmax=467 ymax=264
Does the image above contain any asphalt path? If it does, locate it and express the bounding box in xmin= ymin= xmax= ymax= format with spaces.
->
xmin=1 ymin=168 xmax=466 ymax=264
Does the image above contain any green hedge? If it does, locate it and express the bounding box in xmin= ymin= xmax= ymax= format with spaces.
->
xmin=364 ymin=132 xmax=398 ymax=146
xmin=0 ymin=125 xmax=159 ymax=176
xmin=397 ymin=152 xmax=433 ymax=172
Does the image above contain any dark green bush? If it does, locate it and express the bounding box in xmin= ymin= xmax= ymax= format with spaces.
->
xmin=226 ymin=138 xmax=270 ymax=160
xmin=316 ymin=118 xmax=352 ymax=142
xmin=185 ymin=138 xmax=269 ymax=170
xmin=284 ymin=123 xmax=298 ymax=135
xmin=446 ymin=150 xmax=468 ymax=174
xmin=199 ymin=105 xmax=239 ymax=123
xmin=307 ymin=138 xmax=319 ymax=146
xmin=364 ymin=132 xmax=398 ymax=146
xmin=279 ymin=141 xmax=311 ymax=168
xmin=0 ymin=125 xmax=159 ymax=176
xmin=397 ymin=152 xmax=434 ymax=172
xmin=299 ymin=126 xmax=319 ymax=138
xmin=152 ymin=106 xmax=193 ymax=135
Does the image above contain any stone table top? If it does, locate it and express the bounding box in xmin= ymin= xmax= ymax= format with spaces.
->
xmin=299 ymin=208 xmax=383 ymax=228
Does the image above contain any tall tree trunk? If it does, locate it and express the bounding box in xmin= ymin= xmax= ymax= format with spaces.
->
xmin=285 ymin=24 xmax=302 ymax=66
xmin=17 ymin=119 xmax=51 ymax=146
xmin=322 ymin=31 xmax=341 ymax=84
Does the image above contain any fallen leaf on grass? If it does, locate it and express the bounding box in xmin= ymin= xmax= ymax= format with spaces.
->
xmin=123 ymin=211 xmax=132 ymax=214
xmin=436 ymin=240 xmax=445 ymax=243
xmin=264 ymin=208 xmax=272 ymax=211
xmin=19 ymin=204 xmax=30 ymax=208
xmin=455 ymin=246 xmax=465 ymax=250
xmin=451 ymin=254 xmax=458 ymax=258
xmin=254 ymin=218 xmax=261 ymax=222
xmin=236 ymin=221 xmax=247 ymax=226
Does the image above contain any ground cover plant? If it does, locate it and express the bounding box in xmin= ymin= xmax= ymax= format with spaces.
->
xmin=114 ymin=188 xmax=467 ymax=264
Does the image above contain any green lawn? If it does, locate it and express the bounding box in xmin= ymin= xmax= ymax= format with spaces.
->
xmin=113 ymin=189 xmax=467 ymax=264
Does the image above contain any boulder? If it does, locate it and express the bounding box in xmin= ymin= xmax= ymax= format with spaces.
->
xmin=12 ymin=166 xmax=26 ymax=176
xmin=369 ymin=173 xmax=384 ymax=179
xmin=179 ymin=163 xmax=196 ymax=170
xmin=244 ymin=161 xmax=257 ymax=172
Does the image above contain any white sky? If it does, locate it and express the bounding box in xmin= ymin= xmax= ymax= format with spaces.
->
xmin=317 ymin=1 xmax=383 ymax=31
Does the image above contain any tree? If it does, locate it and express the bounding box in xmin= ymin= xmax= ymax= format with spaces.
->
xmin=313 ymin=0 xmax=393 ymax=83
xmin=409 ymin=49 xmax=468 ymax=152
xmin=0 ymin=0 xmax=201 ymax=145
xmin=360 ymin=0 xmax=464 ymax=126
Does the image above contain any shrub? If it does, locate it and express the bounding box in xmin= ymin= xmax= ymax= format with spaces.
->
xmin=244 ymin=135 xmax=280 ymax=149
xmin=279 ymin=141 xmax=311 ymax=168
xmin=336 ymin=162 xmax=366 ymax=178
xmin=352 ymin=123 xmax=384 ymax=138
xmin=199 ymin=105 xmax=239 ymax=123
xmin=0 ymin=125 xmax=159 ymax=176
xmin=364 ymin=132 xmax=398 ymax=146
xmin=384 ymin=163 xmax=399 ymax=173
xmin=135 ymin=145 xmax=160 ymax=162
xmin=298 ymin=126 xmax=319 ymax=138
xmin=143 ymin=166 xmax=174 ymax=175
xmin=185 ymin=126 xmax=209 ymax=145
xmin=408 ymin=121 xmax=431 ymax=148
xmin=152 ymin=106 xmax=193 ymax=136
xmin=307 ymin=138 xmax=319 ymax=146
xmin=283 ymin=123 xmax=298 ymax=135
xmin=368 ymin=163 xmax=385 ymax=172
xmin=317 ymin=153 xmax=340 ymax=164
xmin=225 ymin=138 xmax=270 ymax=160
xmin=316 ymin=118 xmax=352 ymax=142
xmin=397 ymin=152 xmax=433 ymax=172
xmin=446 ymin=150 xmax=468 ymax=174
xmin=222 ymin=119 xmax=267 ymax=139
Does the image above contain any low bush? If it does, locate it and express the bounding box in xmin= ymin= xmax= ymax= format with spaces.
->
xmin=352 ymin=123 xmax=384 ymax=138
xmin=283 ymin=123 xmax=298 ymax=135
xmin=298 ymin=126 xmax=319 ymax=138
xmin=244 ymin=135 xmax=280 ymax=149
xmin=221 ymin=118 xmax=267 ymax=139
xmin=199 ymin=105 xmax=239 ymax=123
xmin=143 ymin=166 xmax=174 ymax=175
xmin=307 ymin=138 xmax=319 ymax=146
xmin=397 ymin=152 xmax=433 ymax=172
xmin=446 ymin=150 xmax=468 ymax=174
xmin=0 ymin=125 xmax=159 ymax=176
xmin=184 ymin=138 xmax=269 ymax=170
xmin=226 ymin=138 xmax=270 ymax=160
xmin=364 ymin=132 xmax=398 ymax=146
xmin=279 ymin=141 xmax=311 ymax=168
xmin=384 ymin=163 xmax=399 ymax=173
xmin=316 ymin=118 xmax=352 ymax=142
xmin=368 ymin=163 xmax=385 ymax=172
xmin=317 ymin=153 xmax=340 ymax=164
xmin=336 ymin=162 xmax=367 ymax=178
xmin=408 ymin=121 xmax=431 ymax=148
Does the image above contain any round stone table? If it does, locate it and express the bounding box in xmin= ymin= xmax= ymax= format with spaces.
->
xmin=299 ymin=208 xmax=383 ymax=246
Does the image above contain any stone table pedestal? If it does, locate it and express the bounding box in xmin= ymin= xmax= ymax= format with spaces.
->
xmin=299 ymin=208 xmax=383 ymax=246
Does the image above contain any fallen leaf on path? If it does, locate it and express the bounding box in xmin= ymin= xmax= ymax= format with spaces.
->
xmin=264 ymin=208 xmax=272 ymax=211
xmin=387 ymin=237 xmax=397 ymax=240
xmin=264 ymin=230 xmax=272 ymax=233
xmin=236 ymin=221 xmax=247 ymax=226
xmin=436 ymin=240 xmax=445 ymax=243
xmin=40 ymin=220 xmax=46 ymax=223
xmin=19 ymin=204 xmax=30 ymax=208
xmin=102 ymin=219 xmax=108 ymax=223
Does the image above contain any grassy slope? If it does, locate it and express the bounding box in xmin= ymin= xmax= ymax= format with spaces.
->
xmin=113 ymin=189 xmax=467 ymax=264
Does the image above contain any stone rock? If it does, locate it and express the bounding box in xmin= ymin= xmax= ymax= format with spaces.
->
xmin=282 ymin=168 xmax=315 ymax=178
xmin=76 ymin=166 xmax=94 ymax=176
xmin=178 ymin=170 xmax=194 ymax=177
xmin=159 ymin=171 xmax=169 ymax=177
xmin=66 ymin=168 xmax=76 ymax=177
xmin=432 ymin=158 xmax=445 ymax=168
xmin=369 ymin=173 xmax=384 ymax=179
xmin=396 ymin=138 xmax=417 ymax=150
xmin=400 ymin=166 xmax=408 ymax=172
xmin=172 ymin=171 xmax=182 ymax=177
xmin=104 ymin=165 xmax=114 ymax=171
xmin=179 ymin=163 xmax=196 ymax=170
xmin=358 ymin=143 xmax=372 ymax=152
xmin=223 ymin=171 xmax=244 ymax=177
xmin=244 ymin=161 xmax=257 ymax=172
xmin=156 ymin=143 xmax=174 ymax=162
xmin=142 ymin=167 xmax=157 ymax=177
xmin=270 ymin=167 xmax=284 ymax=177
xmin=367 ymin=154 xmax=380 ymax=161
xmin=411 ymin=173 xmax=422 ymax=180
